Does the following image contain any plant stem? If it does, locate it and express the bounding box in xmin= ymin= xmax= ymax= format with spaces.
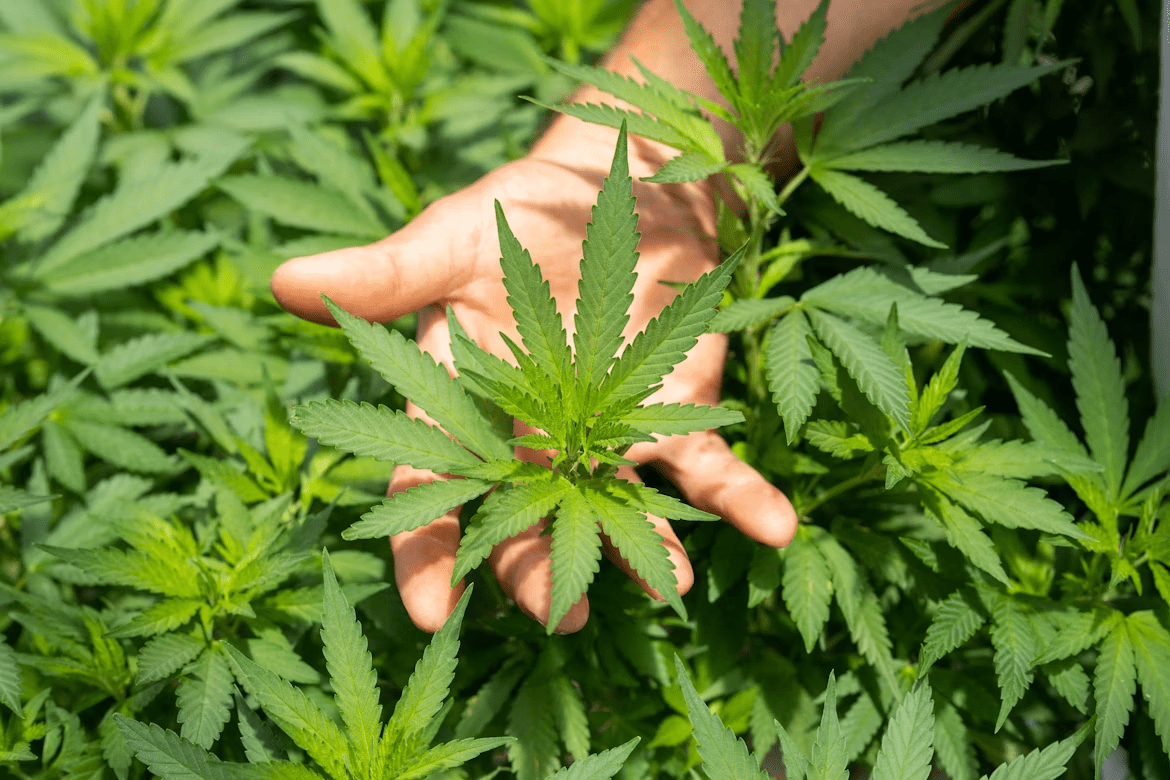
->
xmin=798 ymin=461 xmax=886 ymax=516
xmin=776 ymin=167 xmax=811 ymax=211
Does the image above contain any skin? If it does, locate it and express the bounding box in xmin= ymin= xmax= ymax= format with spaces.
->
xmin=271 ymin=0 xmax=939 ymax=633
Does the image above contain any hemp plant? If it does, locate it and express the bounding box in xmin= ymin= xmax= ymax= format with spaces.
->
xmin=292 ymin=125 xmax=742 ymax=632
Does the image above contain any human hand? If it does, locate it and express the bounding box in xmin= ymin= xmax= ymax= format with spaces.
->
xmin=271 ymin=123 xmax=797 ymax=634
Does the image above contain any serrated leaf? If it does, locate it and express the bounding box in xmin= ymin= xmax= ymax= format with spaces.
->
xmin=921 ymin=489 xmax=1011 ymax=585
xmin=670 ymin=0 xmax=738 ymax=106
xmin=1093 ymin=619 xmax=1137 ymax=775
xmin=0 ymin=484 xmax=54 ymax=513
xmin=218 ymin=174 xmax=384 ymax=237
xmin=36 ymin=231 xmax=218 ymax=297
xmin=320 ymin=551 xmax=380 ymax=776
xmin=981 ymin=722 xmax=1089 ymax=780
xmin=62 ymin=419 xmax=182 ymax=474
xmin=989 ymin=595 xmax=1037 ymax=732
xmin=603 ymin=480 xmax=719 ymax=522
xmin=595 ymin=234 xmax=740 ymax=409
xmin=804 ymin=268 xmax=1041 ymax=354
xmin=643 ymin=150 xmax=726 ymax=183
xmin=926 ymin=469 xmax=1083 ymax=538
xmin=383 ymin=588 xmax=471 ymax=755
xmin=325 ymin=299 xmax=509 ymax=461
xmin=764 ymin=310 xmax=820 ymax=442
xmin=0 ymin=374 xmax=83 ymax=451
xmin=710 ymin=296 xmax=794 ymax=332
xmin=782 ymin=528 xmax=832 ymax=652
xmin=0 ymin=639 xmax=21 ymax=714
xmin=507 ymin=679 xmax=561 ymax=780
xmin=809 ymin=167 xmax=944 ymax=248
xmin=807 ymin=308 xmax=910 ymax=430
xmin=1033 ymin=607 xmax=1120 ymax=665
xmin=734 ymin=0 xmax=776 ymax=105
xmin=177 ymin=646 xmax=234 ymax=750
xmin=137 ymin=633 xmax=206 ymax=685
xmin=24 ymin=303 xmax=98 ymax=364
xmin=1043 ymin=657 xmax=1091 ymax=714
xmin=539 ymin=101 xmax=689 ymax=149
xmin=397 ymin=737 xmax=513 ymax=780
xmin=14 ymin=92 xmax=102 ymax=243
xmin=839 ymin=689 xmax=882 ymax=765
xmin=616 ymin=402 xmax=743 ymax=437
xmin=114 ymin=716 xmax=236 ymax=780
xmin=818 ymin=537 xmax=896 ymax=691
xmin=574 ymin=123 xmax=640 ymax=396
xmin=291 ymin=399 xmax=480 ymax=473
xmin=1122 ymin=397 xmax=1170 ymax=497
xmin=827 ymin=141 xmax=1061 ymax=174
xmin=585 ymin=486 xmax=684 ymax=617
xmin=545 ymin=738 xmax=639 ymax=779
xmin=673 ymin=656 xmax=770 ymax=780
xmin=108 ymin=598 xmax=202 ymax=638
xmin=454 ymin=478 xmax=573 ymax=583
xmin=170 ymin=12 xmax=293 ymax=63
xmin=933 ymin=701 xmax=976 ymax=780
xmin=1067 ymin=265 xmax=1130 ymax=501
xmin=42 ymin=545 xmax=201 ymax=598
xmin=1003 ymin=372 xmax=1087 ymax=456
xmin=919 ymin=589 xmax=987 ymax=673
xmin=343 ymin=478 xmax=491 ymax=540
xmin=871 ymin=682 xmax=934 ymax=780
xmin=1126 ymin=611 xmax=1170 ymax=759
xmin=547 ymin=488 xmax=603 ymax=633
xmin=809 ymin=673 xmax=849 ymax=780
xmin=772 ymin=0 xmax=829 ymax=89
xmin=96 ymin=331 xmax=214 ymax=390
xmin=36 ymin=151 xmax=240 ymax=274
xmin=224 ymin=642 xmax=349 ymax=780
xmin=549 ymin=672 xmax=590 ymax=761
xmin=817 ymin=59 xmax=1067 ymax=155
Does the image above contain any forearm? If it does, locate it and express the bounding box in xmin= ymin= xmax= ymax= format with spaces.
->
xmin=531 ymin=0 xmax=941 ymax=177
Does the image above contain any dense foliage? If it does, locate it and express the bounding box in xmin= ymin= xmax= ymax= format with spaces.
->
xmin=0 ymin=0 xmax=1164 ymax=778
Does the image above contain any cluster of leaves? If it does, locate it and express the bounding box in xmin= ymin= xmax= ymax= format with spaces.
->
xmin=0 ymin=0 xmax=1164 ymax=778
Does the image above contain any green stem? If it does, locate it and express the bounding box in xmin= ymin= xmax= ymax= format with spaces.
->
xmin=776 ymin=166 xmax=811 ymax=211
xmin=798 ymin=461 xmax=886 ymax=516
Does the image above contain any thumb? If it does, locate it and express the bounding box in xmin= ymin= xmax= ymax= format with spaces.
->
xmin=270 ymin=195 xmax=482 ymax=325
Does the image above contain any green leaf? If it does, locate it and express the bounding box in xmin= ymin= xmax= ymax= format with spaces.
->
xmin=224 ymin=642 xmax=349 ymax=780
xmin=62 ymin=419 xmax=182 ymax=474
xmin=989 ymin=595 xmax=1037 ymax=732
xmin=776 ymin=718 xmax=811 ymax=780
xmin=617 ymin=402 xmax=743 ymax=438
xmin=113 ymin=716 xmax=235 ymax=780
xmin=826 ymin=141 xmax=1061 ymax=174
xmin=545 ymin=738 xmax=640 ymax=779
xmin=603 ymin=480 xmax=719 ymax=522
xmin=597 ymin=246 xmax=738 ymax=407
xmin=323 ymin=298 xmax=509 ymax=461
xmin=24 ymin=304 xmax=97 ymax=364
xmin=733 ymin=0 xmax=776 ymax=104
xmin=539 ymin=101 xmax=690 ymax=149
xmin=673 ymin=656 xmax=770 ymax=780
xmin=396 ymin=737 xmax=513 ymax=780
xmin=36 ymin=231 xmax=219 ymax=297
xmin=871 ymin=682 xmax=934 ymax=780
xmin=1093 ymin=618 xmax=1137 ymax=774
xmin=781 ymin=527 xmax=832 ymax=653
xmin=169 ymin=12 xmax=293 ymax=63
xmin=1003 ymin=372 xmax=1088 ymax=457
xmin=919 ymin=589 xmax=987 ymax=674
xmin=95 ymin=332 xmax=214 ymax=390
xmin=382 ymin=588 xmax=471 ymax=754
xmin=574 ymin=123 xmax=640 ymax=396
xmin=670 ymin=0 xmax=738 ymax=106
xmin=817 ymin=59 xmax=1067 ymax=155
xmin=495 ymin=202 xmax=573 ymax=388
xmin=548 ymin=488 xmax=604 ymax=633
xmin=108 ymin=598 xmax=203 ymax=638
xmin=507 ymin=679 xmax=561 ymax=780
xmin=0 ymin=484 xmax=54 ymax=514
xmin=455 ymin=478 xmax=571 ymax=583
xmin=218 ymin=175 xmax=384 ymax=238
xmin=550 ymin=672 xmax=590 ymax=761
xmin=808 ymin=167 xmax=944 ymax=248
xmin=773 ymin=0 xmax=829 ymax=89
xmin=137 ymin=633 xmax=206 ymax=685
xmin=36 ymin=150 xmax=241 ymax=274
xmin=13 ymin=92 xmax=102 ymax=243
xmin=808 ymin=672 xmax=849 ymax=780
xmin=343 ymin=478 xmax=491 ymax=540
xmin=177 ymin=646 xmax=234 ymax=750
xmin=933 ymin=701 xmax=976 ymax=780
xmin=320 ymin=551 xmax=381 ymax=776
xmin=586 ymin=486 xmax=685 ymax=618
xmin=643 ymin=150 xmax=726 ymax=183
xmin=803 ymin=268 xmax=1042 ymax=354
xmin=1034 ymin=607 xmax=1120 ymax=665
xmin=710 ymin=296 xmax=794 ymax=332
xmin=764 ymin=310 xmax=820 ymax=442
xmin=1043 ymin=657 xmax=1090 ymax=714
xmin=920 ymin=489 xmax=1011 ymax=585
xmin=807 ymin=308 xmax=910 ymax=430
xmin=0 ymin=373 xmax=83 ymax=451
xmin=981 ymin=722 xmax=1089 ymax=780
xmin=1122 ymin=396 xmax=1170 ymax=497
xmin=42 ymin=545 xmax=201 ymax=598
xmin=818 ymin=537 xmax=896 ymax=690
xmin=1126 ymin=611 xmax=1170 ymax=759
xmin=0 ymin=639 xmax=20 ymax=714
xmin=925 ymin=470 xmax=1083 ymax=539
xmin=291 ymin=400 xmax=481 ymax=473
xmin=1068 ymin=265 xmax=1129 ymax=500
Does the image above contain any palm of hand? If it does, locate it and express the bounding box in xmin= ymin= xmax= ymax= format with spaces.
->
xmin=272 ymin=155 xmax=796 ymax=633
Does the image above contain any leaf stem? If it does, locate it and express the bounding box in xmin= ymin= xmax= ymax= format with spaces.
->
xmin=776 ymin=166 xmax=811 ymax=210
xmin=797 ymin=461 xmax=886 ymax=516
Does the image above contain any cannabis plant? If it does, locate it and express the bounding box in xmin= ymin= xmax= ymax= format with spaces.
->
xmin=293 ymin=125 xmax=741 ymax=632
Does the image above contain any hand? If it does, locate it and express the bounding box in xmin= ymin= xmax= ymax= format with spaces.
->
xmin=271 ymin=124 xmax=797 ymax=633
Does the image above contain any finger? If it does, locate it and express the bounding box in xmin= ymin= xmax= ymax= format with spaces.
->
xmin=387 ymin=464 xmax=467 ymax=633
xmin=270 ymin=192 xmax=486 ymax=325
xmin=488 ymin=523 xmax=590 ymax=634
xmin=603 ymin=466 xmax=694 ymax=601
xmin=631 ymin=430 xmax=798 ymax=548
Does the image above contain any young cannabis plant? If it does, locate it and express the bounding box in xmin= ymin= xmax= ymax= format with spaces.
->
xmin=292 ymin=125 xmax=742 ymax=631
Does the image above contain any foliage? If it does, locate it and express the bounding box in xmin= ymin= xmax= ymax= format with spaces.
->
xmin=0 ymin=0 xmax=1163 ymax=778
